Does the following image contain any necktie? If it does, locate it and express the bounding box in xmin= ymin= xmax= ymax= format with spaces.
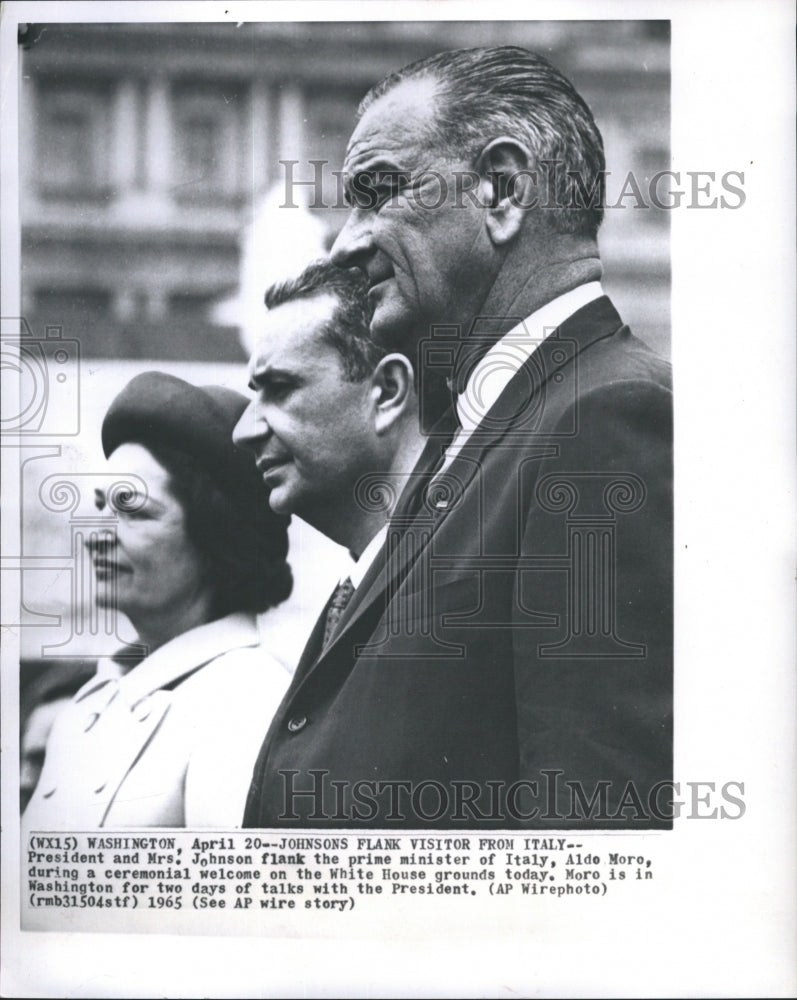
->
xmin=323 ymin=576 xmax=355 ymax=648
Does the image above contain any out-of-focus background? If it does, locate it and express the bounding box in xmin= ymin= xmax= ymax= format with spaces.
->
xmin=13 ymin=20 xmax=669 ymax=794
xmin=19 ymin=20 xmax=670 ymax=359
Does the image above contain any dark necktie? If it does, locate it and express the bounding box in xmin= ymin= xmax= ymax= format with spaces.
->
xmin=323 ymin=576 xmax=355 ymax=648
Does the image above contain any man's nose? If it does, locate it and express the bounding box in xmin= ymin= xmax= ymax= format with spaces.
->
xmin=233 ymin=401 xmax=268 ymax=451
xmin=330 ymin=210 xmax=372 ymax=270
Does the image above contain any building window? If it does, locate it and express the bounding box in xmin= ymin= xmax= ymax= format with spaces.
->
xmin=168 ymin=290 xmax=220 ymax=320
xmin=182 ymin=115 xmax=220 ymax=186
xmin=36 ymin=82 xmax=111 ymax=197
xmin=172 ymin=83 xmax=243 ymax=200
xmin=34 ymin=288 xmax=112 ymax=320
xmin=305 ymin=86 xmax=361 ymax=195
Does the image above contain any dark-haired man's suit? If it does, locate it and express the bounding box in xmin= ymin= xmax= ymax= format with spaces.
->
xmin=244 ymin=296 xmax=672 ymax=829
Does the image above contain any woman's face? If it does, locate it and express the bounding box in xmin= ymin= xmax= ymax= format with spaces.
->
xmin=89 ymin=443 xmax=210 ymax=626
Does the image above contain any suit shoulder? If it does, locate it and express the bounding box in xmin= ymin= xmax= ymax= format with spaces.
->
xmin=581 ymin=326 xmax=671 ymax=393
xmin=546 ymin=329 xmax=671 ymax=440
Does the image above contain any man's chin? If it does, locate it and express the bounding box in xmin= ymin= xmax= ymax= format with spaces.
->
xmin=95 ymin=594 xmax=132 ymax=619
xmin=94 ymin=581 xmax=120 ymax=609
xmin=267 ymin=488 xmax=294 ymax=516
xmin=372 ymin=309 xmax=416 ymax=346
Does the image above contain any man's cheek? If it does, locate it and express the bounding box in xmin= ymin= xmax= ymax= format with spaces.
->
xmin=383 ymin=278 xmax=413 ymax=309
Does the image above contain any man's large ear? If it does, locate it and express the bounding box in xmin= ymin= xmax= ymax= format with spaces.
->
xmin=475 ymin=137 xmax=537 ymax=247
xmin=370 ymin=353 xmax=415 ymax=435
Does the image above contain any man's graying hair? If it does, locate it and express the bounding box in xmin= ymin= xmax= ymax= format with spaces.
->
xmin=265 ymin=261 xmax=384 ymax=381
xmin=360 ymin=45 xmax=606 ymax=238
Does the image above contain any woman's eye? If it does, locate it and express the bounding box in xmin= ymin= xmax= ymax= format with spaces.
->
xmin=110 ymin=489 xmax=150 ymax=518
xmin=116 ymin=506 xmax=149 ymax=520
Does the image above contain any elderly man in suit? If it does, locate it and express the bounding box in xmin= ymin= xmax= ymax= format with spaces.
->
xmin=242 ymin=46 xmax=672 ymax=829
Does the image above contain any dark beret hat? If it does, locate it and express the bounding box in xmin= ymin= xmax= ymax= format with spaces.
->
xmin=101 ymin=371 xmax=266 ymax=509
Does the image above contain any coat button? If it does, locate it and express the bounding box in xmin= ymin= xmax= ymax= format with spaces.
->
xmin=287 ymin=715 xmax=307 ymax=733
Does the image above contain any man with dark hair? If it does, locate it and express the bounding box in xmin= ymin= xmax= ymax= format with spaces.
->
xmin=234 ymin=260 xmax=426 ymax=554
xmin=243 ymin=47 xmax=672 ymax=829
xmin=264 ymin=260 xmax=385 ymax=381
xmin=359 ymin=45 xmax=605 ymax=240
xmin=235 ymin=261 xmax=431 ymax=828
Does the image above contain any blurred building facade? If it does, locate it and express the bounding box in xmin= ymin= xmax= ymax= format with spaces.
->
xmin=13 ymin=19 xmax=670 ymax=669
xmin=20 ymin=19 xmax=670 ymax=361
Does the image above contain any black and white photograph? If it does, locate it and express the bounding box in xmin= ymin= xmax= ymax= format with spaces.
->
xmin=13 ymin=16 xmax=675 ymax=832
xmin=1 ymin=1 xmax=794 ymax=997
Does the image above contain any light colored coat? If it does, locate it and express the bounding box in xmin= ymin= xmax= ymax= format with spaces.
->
xmin=24 ymin=613 xmax=290 ymax=829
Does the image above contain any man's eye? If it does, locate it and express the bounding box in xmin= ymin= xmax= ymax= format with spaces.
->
xmin=349 ymin=174 xmax=403 ymax=211
xmin=350 ymin=189 xmax=378 ymax=211
xmin=266 ymin=381 xmax=292 ymax=399
xmin=375 ymin=175 xmax=409 ymax=209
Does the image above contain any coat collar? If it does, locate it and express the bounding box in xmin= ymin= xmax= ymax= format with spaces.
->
xmin=77 ymin=612 xmax=260 ymax=709
xmin=294 ymin=296 xmax=626 ymax=685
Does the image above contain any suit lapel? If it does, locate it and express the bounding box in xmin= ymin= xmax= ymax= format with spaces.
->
xmin=286 ymin=592 xmax=337 ymax=689
xmin=390 ymin=296 xmax=627 ymax=537
xmin=311 ymin=407 xmax=459 ymax=664
xmin=448 ymin=295 xmax=625 ymax=452
xmin=299 ymin=405 xmax=460 ymax=666
xmin=288 ymin=296 xmax=626 ymax=696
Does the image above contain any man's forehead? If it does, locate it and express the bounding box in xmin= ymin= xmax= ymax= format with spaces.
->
xmin=250 ymin=293 xmax=338 ymax=370
xmin=344 ymin=76 xmax=441 ymax=166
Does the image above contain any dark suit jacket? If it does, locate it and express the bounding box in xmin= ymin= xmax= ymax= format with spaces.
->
xmin=244 ymin=296 xmax=673 ymax=829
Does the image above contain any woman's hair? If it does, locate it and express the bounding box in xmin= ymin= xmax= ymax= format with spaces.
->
xmin=142 ymin=439 xmax=293 ymax=619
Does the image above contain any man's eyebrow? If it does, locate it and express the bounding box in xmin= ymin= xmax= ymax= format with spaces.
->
xmin=249 ymin=365 xmax=300 ymax=389
xmin=343 ymin=159 xmax=410 ymax=192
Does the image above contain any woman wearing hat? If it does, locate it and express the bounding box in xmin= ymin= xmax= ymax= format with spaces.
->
xmin=23 ymin=372 xmax=293 ymax=828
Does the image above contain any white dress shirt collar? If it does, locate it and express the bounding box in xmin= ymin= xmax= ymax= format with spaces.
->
xmin=456 ymin=282 xmax=604 ymax=432
xmin=344 ymin=524 xmax=389 ymax=590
